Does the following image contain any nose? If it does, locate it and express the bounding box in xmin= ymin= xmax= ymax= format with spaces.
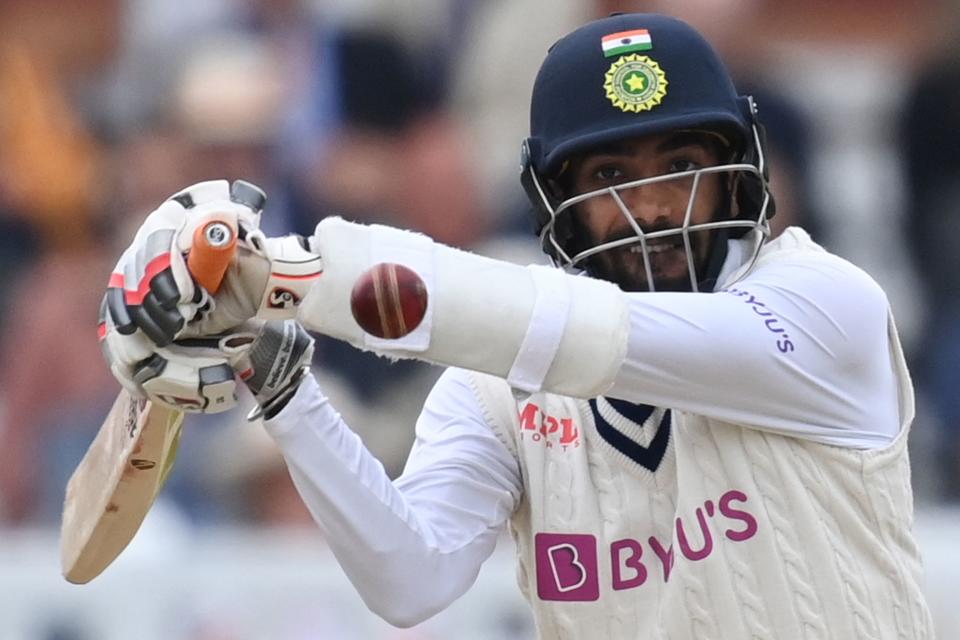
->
xmin=616 ymin=182 xmax=675 ymax=229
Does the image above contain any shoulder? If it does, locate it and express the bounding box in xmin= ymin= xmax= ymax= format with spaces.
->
xmin=423 ymin=367 xmax=491 ymax=418
xmin=429 ymin=368 xmax=512 ymax=410
xmin=422 ymin=368 xmax=518 ymax=444
xmin=752 ymin=227 xmax=889 ymax=309
xmin=741 ymin=227 xmax=892 ymax=368
xmin=429 ymin=369 xmax=587 ymax=459
xmin=413 ymin=369 xmax=521 ymax=467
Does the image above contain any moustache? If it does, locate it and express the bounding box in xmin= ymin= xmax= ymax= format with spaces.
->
xmin=600 ymin=223 xmax=696 ymax=250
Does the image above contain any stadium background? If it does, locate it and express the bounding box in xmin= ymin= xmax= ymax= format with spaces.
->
xmin=1 ymin=1 xmax=958 ymax=637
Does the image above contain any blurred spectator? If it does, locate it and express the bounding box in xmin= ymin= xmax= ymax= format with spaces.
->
xmin=199 ymin=406 xmax=316 ymax=527
xmin=0 ymin=2 xmax=117 ymax=523
xmin=304 ymin=28 xmax=485 ymax=243
xmin=451 ymin=0 xmax=592 ymax=226
xmin=899 ymin=47 xmax=960 ymax=500
xmin=0 ymin=0 xmax=500 ymax=521
xmin=165 ymin=32 xmax=298 ymax=236
xmin=0 ymin=36 xmax=103 ymax=338
xmin=282 ymin=24 xmax=499 ymax=477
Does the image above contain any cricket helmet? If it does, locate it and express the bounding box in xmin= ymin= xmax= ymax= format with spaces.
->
xmin=520 ymin=13 xmax=775 ymax=291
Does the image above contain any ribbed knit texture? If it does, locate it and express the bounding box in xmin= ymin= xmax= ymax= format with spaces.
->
xmin=467 ymin=237 xmax=933 ymax=639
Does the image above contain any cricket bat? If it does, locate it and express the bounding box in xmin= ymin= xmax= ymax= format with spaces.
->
xmin=60 ymin=215 xmax=238 ymax=584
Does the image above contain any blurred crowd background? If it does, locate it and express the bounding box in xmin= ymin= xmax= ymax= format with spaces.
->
xmin=1 ymin=0 xmax=959 ymax=638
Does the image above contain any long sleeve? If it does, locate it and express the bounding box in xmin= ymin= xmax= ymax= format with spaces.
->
xmin=608 ymin=244 xmax=900 ymax=447
xmin=262 ymin=368 xmax=522 ymax=627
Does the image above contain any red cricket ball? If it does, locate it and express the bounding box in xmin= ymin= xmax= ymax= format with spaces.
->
xmin=349 ymin=263 xmax=428 ymax=339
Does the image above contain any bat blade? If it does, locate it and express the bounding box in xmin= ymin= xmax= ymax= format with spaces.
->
xmin=60 ymin=202 xmax=245 ymax=584
xmin=61 ymin=391 xmax=184 ymax=584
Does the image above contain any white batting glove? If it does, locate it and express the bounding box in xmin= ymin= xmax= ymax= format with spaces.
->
xmin=100 ymin=318 xmax=314 ymax=415
xmin=100 ymin=179 xmax=321 ymax=346
xmin=179 ymin=232 xmax=322 ymax=338
xmin=101 ymin=179 xmax=265 ymax=346
xmin=100 ymin=321 xmax=260 ymax=413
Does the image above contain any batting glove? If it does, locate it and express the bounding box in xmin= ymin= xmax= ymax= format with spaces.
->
xmin=100 ymin=178 xmax=321 ymax=345
xmin=100 ymin=316 xmax=313 ymax=416
xmin=100 ymin=319 xmax=260 ymax=413
xmin=233 ymin=319 xmax=315 ymax=420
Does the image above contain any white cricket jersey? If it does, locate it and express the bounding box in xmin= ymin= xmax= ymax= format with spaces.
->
xmin=264 ymin=227 xmax=933 ymax=636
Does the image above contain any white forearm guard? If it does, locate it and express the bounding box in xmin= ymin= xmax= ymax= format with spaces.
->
xmin=301 ymin=218 xmax=629 ymax=398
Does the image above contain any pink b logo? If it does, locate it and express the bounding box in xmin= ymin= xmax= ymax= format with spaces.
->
xmin=535 ymin=533 xmax=599 ymax=601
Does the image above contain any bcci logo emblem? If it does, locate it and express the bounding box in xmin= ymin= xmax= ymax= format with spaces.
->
xmin=603 ymin=54 xmax=668 ymax=113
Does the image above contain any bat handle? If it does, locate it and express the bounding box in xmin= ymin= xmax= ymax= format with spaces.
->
xmin=186 ymin=217 xmax=238 ymax=295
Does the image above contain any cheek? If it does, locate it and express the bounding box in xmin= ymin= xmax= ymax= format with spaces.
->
xmin=690 ymin=177 xmax=725 ymax=223
xmin=575 ymin=198 xmax=626 ymax=239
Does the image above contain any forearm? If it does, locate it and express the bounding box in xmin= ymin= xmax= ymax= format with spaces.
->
xmin=294 ymin=221 xmax=893 ymax=445
xmin=264 ymin=373 xmax=511 ymax=627
xmin=299 ymin=217 xmax=629 ymax=398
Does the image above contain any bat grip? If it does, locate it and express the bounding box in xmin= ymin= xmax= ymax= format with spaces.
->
xmin=186 ymin=217 xmax=238 ymax=295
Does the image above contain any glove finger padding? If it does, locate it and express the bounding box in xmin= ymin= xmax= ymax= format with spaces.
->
xmin=103 ymin=179 xmax=266 ymax=347
xmin=105 ymin=326 xmax=260 ymax=414
xmin=136 ymin=346 xmax=238 ymax=414
xmin=131 ymin=319 xmax=315 ymax=419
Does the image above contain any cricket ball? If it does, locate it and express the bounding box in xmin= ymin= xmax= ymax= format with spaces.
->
xmin=350 ymin=263 xmax=428 ymax=339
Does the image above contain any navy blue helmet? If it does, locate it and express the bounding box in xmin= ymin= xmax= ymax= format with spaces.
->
xmin=521 ymin=13 xmax=775 ymax=292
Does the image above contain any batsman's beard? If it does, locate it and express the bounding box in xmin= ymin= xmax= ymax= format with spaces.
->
xmin=580 ymin=229 xmax=713 ymax=293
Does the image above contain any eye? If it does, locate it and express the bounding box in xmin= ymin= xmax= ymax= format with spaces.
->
xmin=593 ymin=165 xmax=624 ymax=182
xmin=668 ymin=158 xmax=700 ymax=173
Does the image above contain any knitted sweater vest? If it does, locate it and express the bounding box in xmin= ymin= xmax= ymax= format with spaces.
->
xmin=468 ymin=233 xmax=934 ymax=639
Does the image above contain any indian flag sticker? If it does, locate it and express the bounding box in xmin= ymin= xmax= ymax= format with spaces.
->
xmin=601 ymin=29 xmax=653 ymax=58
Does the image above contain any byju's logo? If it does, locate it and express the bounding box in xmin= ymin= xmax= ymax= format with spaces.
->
xmin=533 ymin=490 xmax=760 ymax=602
xmin=535 ymin=533 xmax=599 ymax=601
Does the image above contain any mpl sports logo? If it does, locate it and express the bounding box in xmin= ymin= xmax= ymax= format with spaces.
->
xmin=535 ymin=490 xmax=759 ymax=601
xmin=518 ymin=402 xmax=580 ymax=450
